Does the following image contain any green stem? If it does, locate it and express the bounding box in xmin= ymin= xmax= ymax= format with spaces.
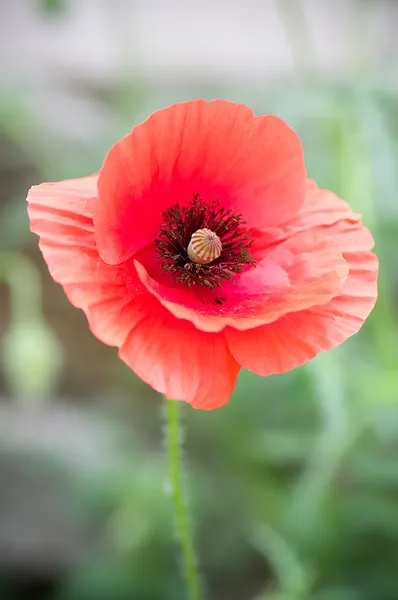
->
xmin=165 ymin=398 xmax=202 ymax=600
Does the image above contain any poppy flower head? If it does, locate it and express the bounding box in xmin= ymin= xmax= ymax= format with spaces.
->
xmin=27 ymin=99 xmax=378 ymax=410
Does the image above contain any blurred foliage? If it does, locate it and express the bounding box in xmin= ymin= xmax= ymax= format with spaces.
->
xmin=1 ymin=2 xmax=398 ymax=599
xmin=0 ymin=251 xmax=62 ymax=402
xmin=41 ymin=0 xmax=64 ymax=15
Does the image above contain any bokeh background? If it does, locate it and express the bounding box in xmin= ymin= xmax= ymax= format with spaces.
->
xmin=0 ymin=1 xmax=397 ymax=599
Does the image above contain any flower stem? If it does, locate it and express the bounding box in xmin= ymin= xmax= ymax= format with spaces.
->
xmin=165 ymin=398 xmax=202 ymax=600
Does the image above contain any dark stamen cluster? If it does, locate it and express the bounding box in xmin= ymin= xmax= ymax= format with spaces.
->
xmin=155 ymin=194 xmax=255 ymax=289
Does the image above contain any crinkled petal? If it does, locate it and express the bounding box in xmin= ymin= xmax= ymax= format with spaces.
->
xmin=225 ymin=182 xmax=378 ymax=374
xmin=27 ymin=176 xmax=145 ymax=347
xmin=27 ymin=177 xmax=240 ymax=408
xmin=134 ymin=230 xmax=348 ymax=332
xmin=119 ymin=301 xmax=240 ymax=409
xmin=95 ymin=99 xmax=306 ymax=264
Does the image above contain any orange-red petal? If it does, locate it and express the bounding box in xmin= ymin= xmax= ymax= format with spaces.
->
xmin=27 ymin=177 xmax=145 ymax=348
xmin=27 ymin=177 xmax=240 ymax=408
xmin=225 ymin=182 xmax=378 ymax=374
xmin=134 ymin=229 xmax=348 ymax=332
xmin=119 ymin=301 xmax=240 ymax=409
xmin=95 ymin=99 xmax=306 ymax=264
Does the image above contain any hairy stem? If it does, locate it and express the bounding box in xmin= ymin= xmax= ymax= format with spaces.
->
xmin=165 ymin=398 xmax=202 ymax=600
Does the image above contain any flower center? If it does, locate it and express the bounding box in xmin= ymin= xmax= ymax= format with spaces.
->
xmin=187 ymin=228 xmax=222 ymax=265
xmin=155 ymin=194 xmax=255 ymax=289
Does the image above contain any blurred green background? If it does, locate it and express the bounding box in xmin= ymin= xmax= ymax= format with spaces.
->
xmin=0 ymin=1 xmax=397 ymax=599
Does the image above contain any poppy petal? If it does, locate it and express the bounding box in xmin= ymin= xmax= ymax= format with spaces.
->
xmin=27 ymin=177 xmax=240 ymax=409
xmin=225 ymin=183 xmax=378 ymax=374
xmin=95 ymin=99 xmax=306 ymax=264
xmin=119 ymin=303 xmax=240 ymax=409
xmin=133 ymin=229 xmax=348 ymax=332
xmin=27 ymin=177 xmax=145 ymax=347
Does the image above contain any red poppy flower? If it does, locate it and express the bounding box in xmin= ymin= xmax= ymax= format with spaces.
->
xmin=27 ymin=100 xmax=378 ymax=409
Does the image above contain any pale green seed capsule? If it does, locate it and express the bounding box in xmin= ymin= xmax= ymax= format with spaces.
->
xmin=187 ymin=228 xmax=222 ymax=265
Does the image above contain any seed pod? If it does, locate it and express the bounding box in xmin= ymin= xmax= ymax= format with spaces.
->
xmin=187 ymin=228 xmax=222 ymax=265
